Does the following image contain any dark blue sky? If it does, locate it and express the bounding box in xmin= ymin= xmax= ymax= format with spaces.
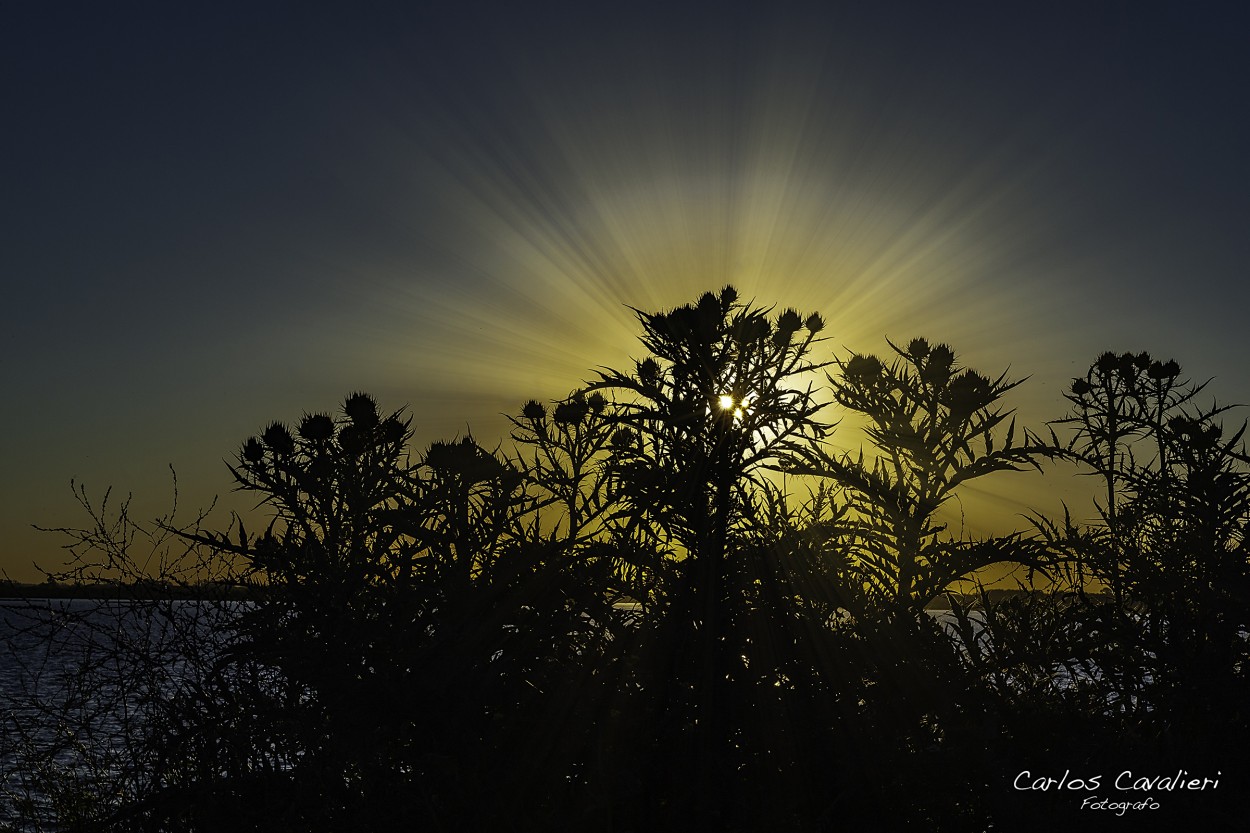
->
xmin=4 ymin=1 xmax=1249 ymax=578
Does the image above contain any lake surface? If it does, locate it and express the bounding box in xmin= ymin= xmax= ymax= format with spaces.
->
xmin=0 ymin=598 xmax=244 ymax=830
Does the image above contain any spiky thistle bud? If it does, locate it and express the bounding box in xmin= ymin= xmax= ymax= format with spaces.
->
xmin=946 ymin=371 xmax=990 ymax=415
xmin=553 ymin=397 xmax=589 ymax=425
xmin=919 ymin=345 xmax=955 ymax=386
xmin=241 ymin=437 xmax=265 ymax=463
xmin=298 ymin=414 xmax=334 ymax=442
xmin=380 ymin=416 xmax=407 ymax=446
xmin=1148 ymin=359 xmax=1181 ymax=380
xmin=697 ymin=292 xmax=720 ymax=321
xmin=261 ymin=423 xmax=294 ymax=456
xmin=343 ymin=392 xmax=379 ymax=428
xmin=929 ymin=344 xmax=954 ymax=369
xmin=1095 ymin=352 xmax=1119 ymax=374
xmin=777 ymin=309 xmax=803 ymax=334
xmin=845 ymin=354 xmax=883 ymax=385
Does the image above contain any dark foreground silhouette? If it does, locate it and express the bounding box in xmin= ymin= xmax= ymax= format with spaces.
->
xmin=4 ymin=288 xmax=1247 ymax=832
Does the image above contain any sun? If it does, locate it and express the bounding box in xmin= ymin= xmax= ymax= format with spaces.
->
xmin=717 ymin=394 xmax=748 ymax=421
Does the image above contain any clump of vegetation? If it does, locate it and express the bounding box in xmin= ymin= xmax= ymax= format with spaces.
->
xmin=4 ymin=290 xmax=1247 ymax=832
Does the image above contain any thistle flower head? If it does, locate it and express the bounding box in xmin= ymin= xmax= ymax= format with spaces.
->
xmin=920 ymin=344 xmax=955 ymax=386
xmin=379 ymin=416 xmax=408 ymax=446
xmin=343 ymin=392 xmax=379 ymax=428
xmin=298 ymin=413 xmax=334 ymax=442
xmin=845 ymin=354 xmax=883 ymax=385
xmin=1115 ymin=353 xmax=1140 ymax=376
xmin=553 ymin=396 xmax=589 ymax=426
xmin=426 ymin=438 xmax=504 ymax=483
xmin=697 ymin=292 xmax=720 ymax=320
xmin=522 ymin=400 xmax=547 ymax=422
xmin=1148 ymin=359 xmax=1181 ymax=381
xmin=946 ymin=371 xmax=990 ymax=414
xmin=777 ymin=309 xmax=803 ymax=335
xmin=261 ymin=423 xmax=294 ymax=456
xmin=241 ymin=437 xmax=265 ymax=463
xmin=1095 ymin=352 xmax=1119 ymax=374
xmin=928 ymin=344 xmax=954 ymax=369
xmin=424 ymin=440 xmax=452 ymax=470
xmin=668 ymin=304 xmax=700 ymax=337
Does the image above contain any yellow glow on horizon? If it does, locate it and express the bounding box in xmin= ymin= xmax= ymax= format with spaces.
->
xmin=326 ymin=40 xmax=1102 ymax=556
xmin=345 ymin=38 xmax=1074 ymax=429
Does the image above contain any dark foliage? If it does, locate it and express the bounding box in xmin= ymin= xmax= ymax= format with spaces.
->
xmin=5 ymin=295 xmax=1248 ymax=832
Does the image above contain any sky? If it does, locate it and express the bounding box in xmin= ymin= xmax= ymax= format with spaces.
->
xmin=4 ymin=1 xmax=1249 ymax=581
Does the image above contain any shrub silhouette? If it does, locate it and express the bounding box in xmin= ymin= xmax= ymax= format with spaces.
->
xmin=794 ymin=337 xmax=1059 ymax=614
xmin=5 ymin=293 xmax=1249 ymax=833
xmin=585 ymin=288 xmax=834 ymax=828
xmin=1039 ymin=353 xmax=1250 ymax=748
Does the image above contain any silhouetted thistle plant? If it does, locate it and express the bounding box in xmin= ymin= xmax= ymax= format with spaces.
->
xmin=592 ymin=286 xmax=833 ymax=566
xmin=152 ymin=395 xmax=610 ymax=831
xmin=260 ymin=421 xmax=295 ymax=456
xmin=508 ymin=389 xmax=633 ymax=593
xmin=795 ymin=338 xmax=1058 ymax=614
xmin=420 ymin=435 xmax=529 ymax=589
xmin=241 ymin=436 xmax=265 ymax=464
xmin=775 ymin=307 xmax=803 ymax=340
xmin=343 ymin=390 xmax=380 ymax=428
xmin=585 ymin=287 xmax=835 ymax=828
xmin=298 ymin=412 xmax=335 ymax=442
xmin=15 ymin=293 xmax=1250 ymax=833
xmin=521 ymin=398 xmax=547 ymax=423
xmin=1053 ymin=351 xmax=1221 ymax=604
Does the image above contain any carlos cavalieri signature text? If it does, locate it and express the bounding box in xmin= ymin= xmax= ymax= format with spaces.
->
xmin=1014 ymin=769 xmax=1221 ymax=813
xmin=1013 ymin=769 xmax=1220 ymax=792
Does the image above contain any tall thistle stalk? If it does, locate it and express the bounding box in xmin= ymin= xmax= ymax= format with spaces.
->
xmin=591 ymin=287 xmax=833 ymax=568
xmin=794 ymin=338 xmax=1058 ymax=614
xmin=590 ymin=286 xmax=832 ymax=828
xmin=1055 ymin=352 xmax=1212 ymax=605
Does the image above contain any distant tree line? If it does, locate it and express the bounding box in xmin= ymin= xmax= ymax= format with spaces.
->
xmin=3 ymin=287 xmax=1248 ymax=832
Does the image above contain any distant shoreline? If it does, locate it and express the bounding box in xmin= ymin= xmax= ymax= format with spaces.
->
xmin=0 ymin=580 xmax=255 ymax=601
xmin=0 ymin=581 xmax=1103 ymax=609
